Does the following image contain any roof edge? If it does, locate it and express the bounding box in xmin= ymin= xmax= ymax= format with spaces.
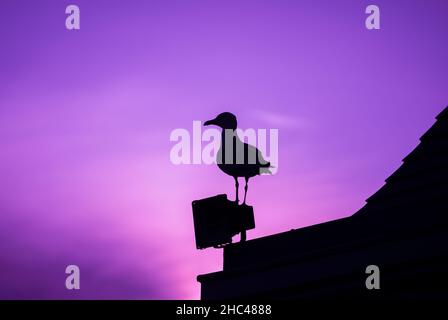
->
xmin=436 ymin=106 xmax=448 ymax=120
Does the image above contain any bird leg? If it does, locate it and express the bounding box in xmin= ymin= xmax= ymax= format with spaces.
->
xmin=240 ymin=230 xmax=246 ymax=242
xmin=234 ymin=177 xmax=239 ymax=204
xmin=243 ymin=177 xmax=249 ymax=205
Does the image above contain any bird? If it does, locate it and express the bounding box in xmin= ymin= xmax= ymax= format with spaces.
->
xmin=204 ymin=112 xmax=271 ymax=205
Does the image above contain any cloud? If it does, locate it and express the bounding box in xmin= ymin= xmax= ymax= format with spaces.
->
xmin=252 ymin=110 xmax=311 ymax=130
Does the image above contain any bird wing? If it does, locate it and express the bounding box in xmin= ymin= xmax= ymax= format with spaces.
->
xmin=244 ymin=142 xmax=270 ymax=167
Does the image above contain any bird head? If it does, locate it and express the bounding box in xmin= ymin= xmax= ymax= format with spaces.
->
xmin=204 ymin=112 xmax=237 ymax=130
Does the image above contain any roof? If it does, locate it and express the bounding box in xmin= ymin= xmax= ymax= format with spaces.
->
xmin=198 ymin=106 xmax=448 ymax=281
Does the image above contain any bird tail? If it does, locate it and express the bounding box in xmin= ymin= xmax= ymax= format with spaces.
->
xmin=259 ymin=162 xmax=273 ymax=175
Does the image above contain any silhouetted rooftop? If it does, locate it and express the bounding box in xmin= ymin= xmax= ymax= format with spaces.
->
xmin=198 ymin=106 xmax=448 ymax=300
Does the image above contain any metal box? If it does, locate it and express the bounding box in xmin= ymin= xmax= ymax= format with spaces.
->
xmin=192 ymin=194 xmax=255 ymax=249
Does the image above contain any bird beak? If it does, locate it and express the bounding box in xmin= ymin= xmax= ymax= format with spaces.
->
xmin=204 ymin=118 xmax=216 ymax=126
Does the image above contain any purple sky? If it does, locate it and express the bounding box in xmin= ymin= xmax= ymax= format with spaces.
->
xmin=0 ymin=0 xmax=447 ymax=299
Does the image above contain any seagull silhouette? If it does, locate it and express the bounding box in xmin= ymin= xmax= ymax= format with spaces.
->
xmin=204 ymin=112 xmax=271 ymax=204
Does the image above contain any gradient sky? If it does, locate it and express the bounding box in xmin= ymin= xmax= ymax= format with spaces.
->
xmin=0 ymin=0 xmax=447 ymax=299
